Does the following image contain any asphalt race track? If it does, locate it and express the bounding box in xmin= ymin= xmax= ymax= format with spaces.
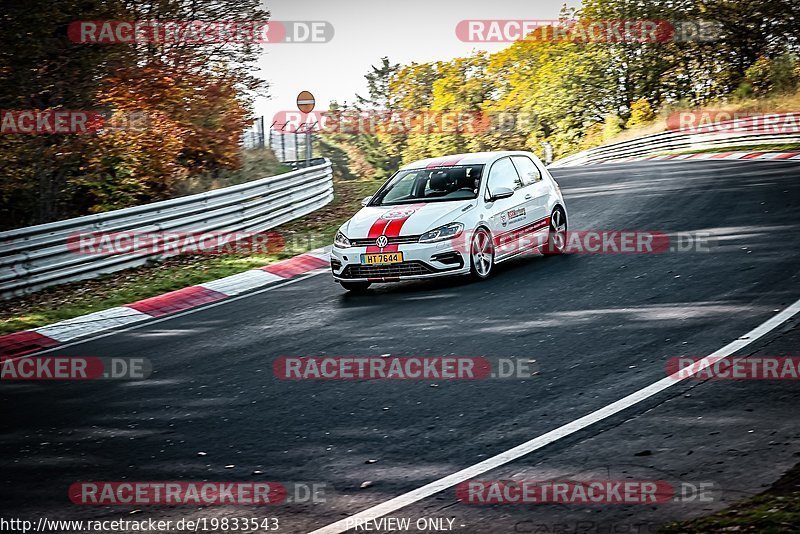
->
xmin=2 ymin=160 xmax=800 ymax=533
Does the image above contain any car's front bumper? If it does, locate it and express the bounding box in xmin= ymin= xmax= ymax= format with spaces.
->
xmin=330 ymin=241 xmax=470 ymax=282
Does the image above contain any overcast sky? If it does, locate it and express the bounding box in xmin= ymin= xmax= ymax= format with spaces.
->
xmin=255 ymin=0 xmax=581 ymax=125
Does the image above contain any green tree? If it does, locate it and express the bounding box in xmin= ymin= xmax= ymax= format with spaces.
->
xmin=770 ymin=53 xmax=799 ymax=94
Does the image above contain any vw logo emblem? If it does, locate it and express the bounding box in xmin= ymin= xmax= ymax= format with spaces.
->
xmin=376 ymin=235 xmax=388 ymax=248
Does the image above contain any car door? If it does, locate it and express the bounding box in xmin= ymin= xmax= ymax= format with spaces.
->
xmin=484 ymin=157 xmax=528 ymax=259
xmin=511 ymin=155 xmax=551 ymax=252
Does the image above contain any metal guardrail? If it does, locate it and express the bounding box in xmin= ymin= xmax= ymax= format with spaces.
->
xmin=0 ymin=159 xmax=334 ymax=299
xmin=550 ymin=113 xmax=800 ymax=168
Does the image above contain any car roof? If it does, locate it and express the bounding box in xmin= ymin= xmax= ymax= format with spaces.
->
xmin=399 ymin=151 xmax=537 ymax=171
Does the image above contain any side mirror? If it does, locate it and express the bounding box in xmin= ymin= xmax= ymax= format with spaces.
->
xmin=361 ymin=196 xmax=372 ymax=207
xmin=489 ymin=187 xmax=514 ymax=201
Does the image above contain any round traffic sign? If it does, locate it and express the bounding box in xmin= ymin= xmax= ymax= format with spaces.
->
xmin=297 ymin=91 xmax=315 ymax=113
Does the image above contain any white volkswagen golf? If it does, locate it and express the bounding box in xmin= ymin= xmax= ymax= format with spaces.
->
xmin=331 ymin=151 xmax=568 ymax=291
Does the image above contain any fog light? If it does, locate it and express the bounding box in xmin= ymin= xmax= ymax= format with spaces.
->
xmin=431 ymin=252 xmax=463 ymax=266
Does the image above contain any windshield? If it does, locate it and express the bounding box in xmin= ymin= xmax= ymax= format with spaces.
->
xmin=370 ymin=165 xmax=484 ymax=206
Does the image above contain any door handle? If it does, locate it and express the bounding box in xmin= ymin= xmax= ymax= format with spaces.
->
xmin=525 ymin=194 xmax=532 ymax=200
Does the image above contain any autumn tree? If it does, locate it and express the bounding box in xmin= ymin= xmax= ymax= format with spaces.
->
xmin=0 ymin=0 xmax=267 ymax=228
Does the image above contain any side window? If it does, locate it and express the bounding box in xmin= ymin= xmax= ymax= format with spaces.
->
xmin=486 ymin=158 xmax=522 ymax=200
xmin=511 ymin=155 xmax=542 ymax=186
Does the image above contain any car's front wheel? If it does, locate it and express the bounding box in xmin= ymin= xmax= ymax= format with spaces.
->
xmin=542 ymin=206 xmax=567 ymax=255
xmin=340 ymin=281 xmax=371 ymax=292
xmin=470 ymin=227 xmax=495 ymax=280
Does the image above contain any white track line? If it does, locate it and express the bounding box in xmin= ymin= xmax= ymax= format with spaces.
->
xmin=308 ymin=296 xmax=800 ymax=534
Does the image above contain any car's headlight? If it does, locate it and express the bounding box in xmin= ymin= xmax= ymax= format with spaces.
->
xmin=334 ymin=231 xmax=351 ymax=248
xmin=418 ymin=223 xmax=464 ymax=243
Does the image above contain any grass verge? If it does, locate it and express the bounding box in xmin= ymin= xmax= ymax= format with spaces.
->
xmin=660 ymin=462 xmax=800 ymax=533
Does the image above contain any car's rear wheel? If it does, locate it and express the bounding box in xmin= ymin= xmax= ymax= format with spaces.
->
xmin=470 ymin=227 xmax=495 ymax=280
xmin=340 ymin=281 xmax=371 ymax=292
xmin=543 ymin=206 xmax=567 ymax=255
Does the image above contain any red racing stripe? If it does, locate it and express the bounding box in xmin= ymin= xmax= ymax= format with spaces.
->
xmin=381 ymin=204 xmax=423 ymax=253
xmin=494 ymin=216 xmax=550 ymax=247
xmin=425 ymin=159 xmax=445 ymax=169
xmin=425 ymin=156 xmax=464 ymax=169
xmin=365 ymin=217 xmax=392 ymax=253
xmin=440 ymin=156 xmax=465 ymax=167
xmin=365 ymin=205 xmax=423 ymax=253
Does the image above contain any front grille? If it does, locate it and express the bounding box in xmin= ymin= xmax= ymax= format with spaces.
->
xmin=340 ymin=261 xmax=436 ymax=279
xmin=350 ymin=235 xmax=420 ymax=247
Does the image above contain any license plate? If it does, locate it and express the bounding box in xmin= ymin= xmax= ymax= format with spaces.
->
xmin=361 ymin=252 xmax=403 ymax=265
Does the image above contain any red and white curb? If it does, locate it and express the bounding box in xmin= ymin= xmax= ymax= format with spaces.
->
xmin=0 ymin=248 xmax=331 ymax=358
xmin=600 ymin=151 xmax=800 ymax=165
